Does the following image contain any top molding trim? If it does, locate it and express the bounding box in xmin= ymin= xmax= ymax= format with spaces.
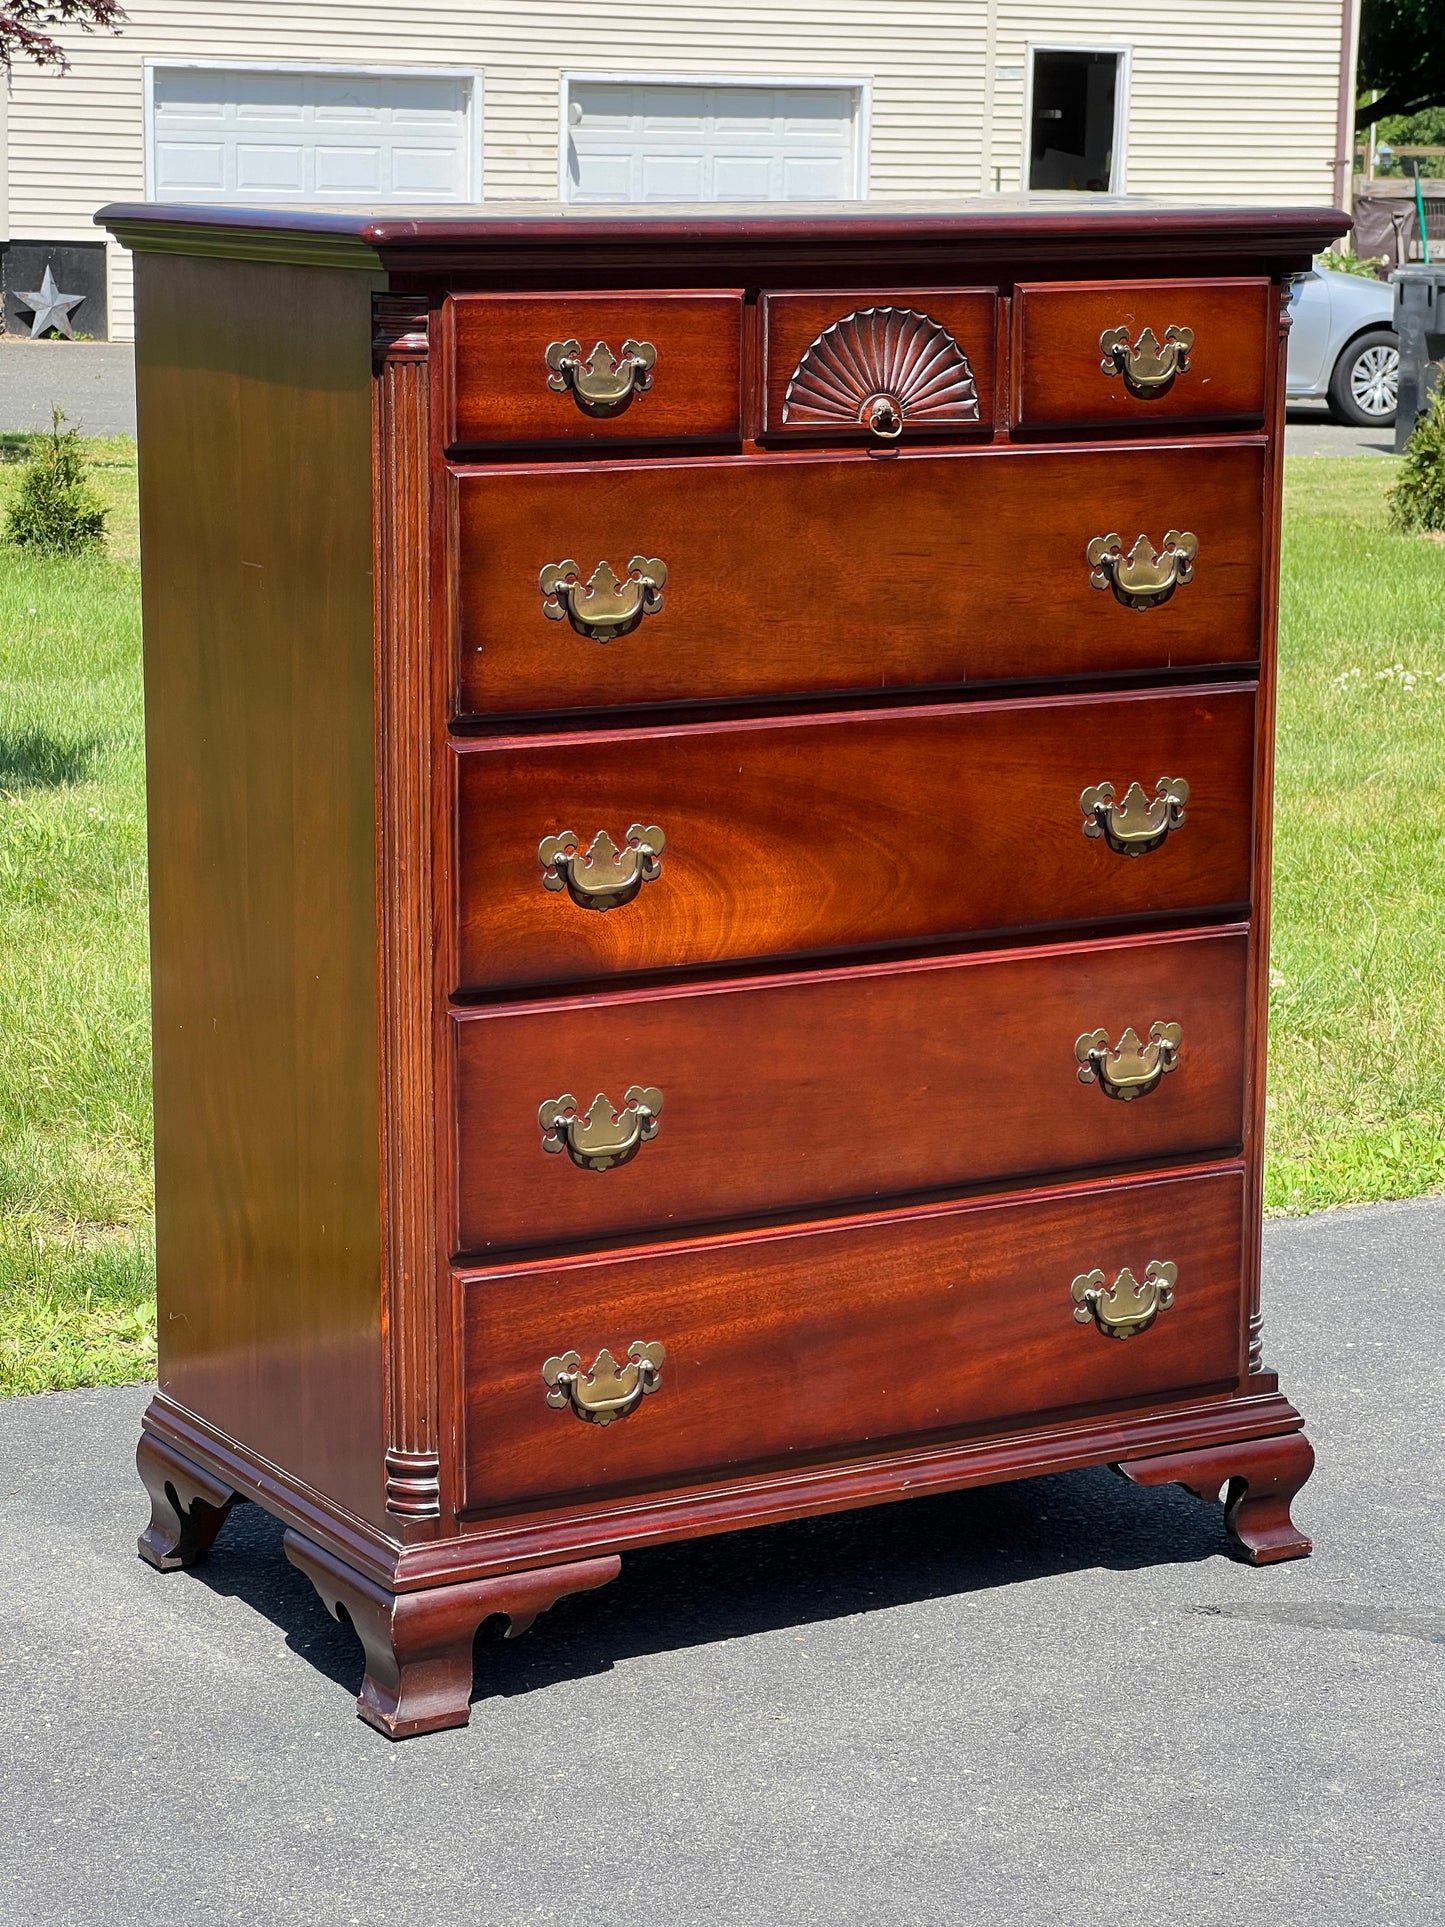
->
xmin=98 ymin=197 xmax=1349 ymax=273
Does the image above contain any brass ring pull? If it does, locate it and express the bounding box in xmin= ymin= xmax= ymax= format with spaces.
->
xmin=542 ymin=1341 xmax=666 ymax=1426
xmin=1099 ymin=325 xmax=1194 ymax=397
xmin=539 ymin=824 xmax=665 ymax=911
xmin=544 ymin=337 xmax=657 ymax=416
xmin=538 ymin=1086 xmax=663 ymax=1171
xmin=1080 ymin=778 xmax=1189 ymax=857
xmin=1075 ymin=1023 xmax=1182 ymax=1102
xmin=1072 ymin=1262 xmax=1177 ymax=1339
xmin=539 ymin=556 xmax=668 ymax=642
xmin=1087 ymin=530 xmax=1198 ymax=612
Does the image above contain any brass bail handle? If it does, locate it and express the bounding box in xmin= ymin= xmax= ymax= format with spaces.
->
xmin=545 ymin=337 xmax=657 ymax=417
xmin=539 ymin=556 xmax=668 ymax=643
xmin=1080 ymin=778 xmax=1190 ymax=857
xmin=538 ymin=1086 xmax=664 ymax=1172
xmin=1072 ymin=1262 xmax=1177 ymax=1339
xmin=1099 ymin=324 xmax=1195 ymax=397
xmin=542 ymin=1340 xmax=667 ymax=1425
xmin=1087 ymin=530 xmax=1198 ymax=612
xmin=539 ymin=824 xmax=665 ymax=912
xmin=1075 ymin=1022 xmax=1182 ymax=1101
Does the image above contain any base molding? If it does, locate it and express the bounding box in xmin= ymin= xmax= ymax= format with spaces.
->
xmin=1118 ymin=1430 xmax=1315 ymax=1564
xmin=284 ymin=1531 xmax=620 ymax=1737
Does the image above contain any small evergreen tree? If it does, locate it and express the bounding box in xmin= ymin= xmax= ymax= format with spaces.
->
xmin=1388 ymin=381 xmax=1445 ymax=535
xmin=4 ymin=406 xmax=106 ymax=553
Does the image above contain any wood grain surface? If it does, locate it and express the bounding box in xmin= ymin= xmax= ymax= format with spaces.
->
xmin=133 ymin=252 xmax=390 ymax=1530
xmin=451 ymin=926 xmax=1249 ymax=1253
xmin=453 ymin=683 xmax=1256 ymax=990
xmin=1012 ymin=278 xmax=1271 ymax=430
xmin=445 ymin=291 xmax=743 ymax=447
xmin=452 ymin=440 xmax=1265 ymax=717
xmin=759 ymin=287 xmax=998 ymax=436
xmin=458 ymin=1166 xmax=1246 ymax=1513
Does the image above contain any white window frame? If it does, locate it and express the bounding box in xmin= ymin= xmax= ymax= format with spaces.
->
xmin=1021 ymin=42 xmax=1131 ymax=194
xmin=143 ymin=58 xmax=485 ymax=201
xmin=558 ymin=72 xmax=872 ymax=203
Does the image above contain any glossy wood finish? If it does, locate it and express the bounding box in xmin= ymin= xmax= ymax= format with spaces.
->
xmin=453 ymin=683 xmax=1255 ymax=991
xmin=459 ymin=1167 xmax=1245 ymax=1514
xmin=1013 ymin=278 xmax=1272 ymax=431
xmin=105 ymin=202 xmax=1324 ymax=1734
xmin=759 ymin=287 xmax=997 ymax=436
xmin=132 ymin=251 xmax=390 ymax=1531
xmin=445 ymin=291 xmax=743 ymax=448
xmin=285 ymin=1528 xmax=621 ymax=1736
xmin=452 ymin=441 xmax=1265 ymax=719
xmin=453 ymin=927 xmax=1248 ymax=1253
xmin=1119 ymin=1429 xmax=1314 ymax=1563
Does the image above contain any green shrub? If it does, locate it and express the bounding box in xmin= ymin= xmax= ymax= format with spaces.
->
xmin=4 ymin=407 xmax=107 ymax=554
xmin=1317 ymin=247 xmax=1388 ymax=279
xmin=1388 ymin=381 xmax=1445 ymax=534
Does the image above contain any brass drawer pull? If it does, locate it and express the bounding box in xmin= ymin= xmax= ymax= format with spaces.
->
xmin=542 ymin=1340 xmax=667 ymax=1426
xmin=538 ymin=1086 xmax=663 ymax=1171
xmin=1080 ymin=778 xmax=1189 ymax=857
xmin=1099 ymin=324 xmax=1194 ymax=397
xmin=1072 ymin=1262 xmax=1177 ymax=1339
xmin=539 ymin=824 xmax=665 ymax=911
xmin=1075 ymin=1023 xmax=1182 ymax=1101
xmin=545 ymin=336 xmax=657 ymax=416
xmin=1087 ymin=530 xmax=1197 ymax=611
xmin=539 ymin=556 xmax=668 ymax=642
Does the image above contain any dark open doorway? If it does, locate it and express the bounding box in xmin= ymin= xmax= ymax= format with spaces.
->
xmin=1028 ymin=50 xmax=1120 ymax=192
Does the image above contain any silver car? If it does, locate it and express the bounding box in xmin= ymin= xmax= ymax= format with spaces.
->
xmin=1287 ymin=266 xmax=1399 ymax=426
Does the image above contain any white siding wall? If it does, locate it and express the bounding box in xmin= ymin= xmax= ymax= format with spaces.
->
xmin=12 ymin=0 xmax=1344 ymax=341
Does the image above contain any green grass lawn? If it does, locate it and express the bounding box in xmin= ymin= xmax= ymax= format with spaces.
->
xmin=0 ymin=444 xmax=1441 ymax=1395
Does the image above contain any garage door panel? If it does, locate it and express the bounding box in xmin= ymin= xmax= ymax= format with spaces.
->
xmin=150 ymin=66 xmax=473 ymax=205
xmin=569 ymin=80 xmax=859 ymax=203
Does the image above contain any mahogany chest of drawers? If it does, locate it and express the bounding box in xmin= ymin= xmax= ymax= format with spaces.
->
xmin=103 ymin=197 xmax=1343 ymax=1738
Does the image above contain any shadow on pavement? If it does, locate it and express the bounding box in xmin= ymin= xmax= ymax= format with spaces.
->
xmin=183 ymin=1463 xmax=1233 ymax=1710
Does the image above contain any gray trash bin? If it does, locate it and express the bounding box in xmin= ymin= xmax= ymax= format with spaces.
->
xmin=1390 ymin=267 xmax=1445 ymax=452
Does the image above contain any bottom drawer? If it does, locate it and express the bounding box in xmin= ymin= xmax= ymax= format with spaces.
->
xmin=458 ymin=1166 xmax=1245 ymax=1515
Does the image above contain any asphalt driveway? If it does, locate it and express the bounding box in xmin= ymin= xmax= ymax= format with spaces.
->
xmin=1 ymin=1196 xmax=1441 ymax=1925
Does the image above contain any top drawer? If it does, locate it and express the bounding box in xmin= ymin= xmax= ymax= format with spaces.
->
xmin=445 ymin=292 xmax=744 ymax=448
xmin=1013 ymin=279 xmax=1272 ymax=433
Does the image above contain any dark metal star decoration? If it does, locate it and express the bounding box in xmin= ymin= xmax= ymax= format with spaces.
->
xmin=16 ymin=265 xmax=85 ymax=339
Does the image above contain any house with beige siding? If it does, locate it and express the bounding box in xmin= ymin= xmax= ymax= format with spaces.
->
xmin=2 ymin=0 xmax=1358 ymax=341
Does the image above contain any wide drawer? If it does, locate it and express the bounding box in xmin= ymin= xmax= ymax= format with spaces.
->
xmin=458 ymin=1166 xmax=1247 ymax=1515
xmin=451 ymin=441 xmax=1264 ymax=718
xmin=1013 ymin=279 xmax=1272 ymax=432
xmin=452 ymin=927 xmax=1249 ymax=1254
xmin=453 ymin=684 xmax=1257 ymax=991
xmin=445 ymin=292 xmax=744 ymax=448
xmin=759 ymin=288 xmax=998 ymax=438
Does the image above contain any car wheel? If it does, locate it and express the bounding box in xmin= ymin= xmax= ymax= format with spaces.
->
xmin=1327 ymin=328 xmax=1399 ymax=427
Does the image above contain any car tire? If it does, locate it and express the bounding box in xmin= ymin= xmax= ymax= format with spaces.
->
xmin=1327 ymin=328 xmax=1400 ymax=428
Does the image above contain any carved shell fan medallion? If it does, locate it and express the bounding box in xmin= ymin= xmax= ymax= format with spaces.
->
xmin=783 ymin=306 xmax=980 ymax=440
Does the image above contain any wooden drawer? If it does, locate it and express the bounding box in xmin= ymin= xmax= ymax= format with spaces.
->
xmin=759 ymin=288 xmax=997 ymax=437
xmin=1013 ymin=279 xmax=1272 ymax=432
xmin=445 ymin=292 xmax=744 ymax=448
xmin=451 ymin=441 xmax=1264 ymax=718
xmin=453 ymin=684 xmax=1256 ymax=992
xmin=458 ymin=1166 xmax=1246 ymax=1514
xmin=452 ymin=927 xmax=1248 ymax=1255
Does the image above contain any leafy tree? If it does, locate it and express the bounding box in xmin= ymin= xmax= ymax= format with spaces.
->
xmin=0 ymin=3 xmax=124 ymax=73
xmin=1358 ymin=0 xmax=1445 ymax=130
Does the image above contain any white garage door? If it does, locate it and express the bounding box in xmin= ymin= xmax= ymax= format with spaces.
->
xmin=150 ymin=66 xmax=476 ymax=203
xmin=566 ymin=82 xmax=860 ymax=202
